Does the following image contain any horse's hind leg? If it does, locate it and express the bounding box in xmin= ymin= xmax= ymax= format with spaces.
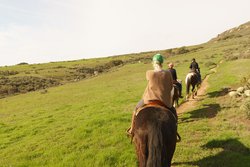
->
xmin=173 ymin=99 xmax=178 ymax=108
xmin=194 ymin=84 xmax=199 ymax=96
xmin=194 ymin=87 xmax=198 ymax=96
xmin=191 ymin=85 xmax=195 ymax=99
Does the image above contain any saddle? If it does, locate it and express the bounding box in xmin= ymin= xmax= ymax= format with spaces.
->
xmin=190 ymin=68 xmax=199 ymax=73
xmin=135 ymin=100 xmax=177 ymax=121
xmin=189 ymin=71 xmax=197 ymax=76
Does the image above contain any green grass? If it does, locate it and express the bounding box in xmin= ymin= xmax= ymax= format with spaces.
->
xmin=173 ymin=59 xmax=250 ymax=167
xmin=0 ymin=63 xmax=150 ymax=166
xmin=1 ymin=58 xmax=250 ymax=166
xmin=0 ymin=22 xmax=250 ymax=166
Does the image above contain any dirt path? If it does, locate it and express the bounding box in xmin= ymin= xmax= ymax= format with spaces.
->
xmin=176 ymin=75 xmax=210 ymax=115
xmin=177 ymin=60 xmax=223 ymax=115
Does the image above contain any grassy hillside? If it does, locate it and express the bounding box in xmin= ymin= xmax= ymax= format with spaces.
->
xmin=0 ymin=21 xmax=250 ymax=166
xmin=174 ymin=59 xmax=250 ymax=167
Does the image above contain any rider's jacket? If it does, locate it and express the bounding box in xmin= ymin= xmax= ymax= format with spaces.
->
xmin=143 ymin=70 xmax=173 ymax=108
xmin=189 ymin=61 xmax=200 ymax=73
xmin=168 ymin=68 xmax=177 ymax=81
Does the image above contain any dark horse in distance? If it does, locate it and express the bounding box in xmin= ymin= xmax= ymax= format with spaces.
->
xmin=132 ymin=106 xmax=177 ymax=167
xmin=185 ymin=72 xmax=201 ymax=100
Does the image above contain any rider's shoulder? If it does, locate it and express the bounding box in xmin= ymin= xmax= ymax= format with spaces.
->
xmin=162 ymin=70 xmax=172 ymax=75
xmin=162 ymin=69 xmax=169 ymax=72
xmin=146 ymin=70 xmax=155 ymax=77
xmin=146 ymin=70 xmax=154 ymax=74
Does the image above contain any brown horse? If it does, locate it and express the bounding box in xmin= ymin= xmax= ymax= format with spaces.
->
xmin=133 ymin=106 xmax=177 ymax=167
xmin=185 ymin=72 xmax=201 ymax=100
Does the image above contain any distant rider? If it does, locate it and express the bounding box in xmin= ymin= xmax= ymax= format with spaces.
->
xmin=168 ymin=62 xmax=183 ymax=98
xmin=189 ymin=58 xmax=201 ymax=83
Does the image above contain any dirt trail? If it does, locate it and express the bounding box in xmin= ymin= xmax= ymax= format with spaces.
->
xmin=177 ymin=60 xmax=223 ymax=115
xmin=177 ymin=75 xmax=210 ymax=115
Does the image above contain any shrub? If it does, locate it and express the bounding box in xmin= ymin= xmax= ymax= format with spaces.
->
xmin=189 ymin=46 xmax=204 ymax=52
xmin=0 ymin=70 xmax=19 ymax=76
xmin=0 ymin=76 xmax=60 ymax=97
xmin=55 ymin=65 xmax=66 ymax=69
xmin=176 ymin=47 xmax=189 ymax=54
xmin=224 ymin=54 xmax=238 ymax=61
xmin=17 ymin=62 xmax=29 ymax=65
xmin=76 ymin=67 xmax=94 ymax=74
xmin=205 ymin=61 xmax=216 ymax=68
xmin=105 ymin=60 xmax=123 ymax=68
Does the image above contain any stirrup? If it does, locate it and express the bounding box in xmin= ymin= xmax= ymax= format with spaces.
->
xmin=126 ymin=127 xmax=134 ymax=144
xmin=177 ymin=132 xmax=181 ymax=142
xmin=126 ymin=127 xmax=132 ymax=137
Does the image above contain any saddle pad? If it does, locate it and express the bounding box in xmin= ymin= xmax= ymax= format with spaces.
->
xmin=135 ymin=104 xmax=168 ymax=116
xmin=135 ymin=103 xmax=177 ymax=122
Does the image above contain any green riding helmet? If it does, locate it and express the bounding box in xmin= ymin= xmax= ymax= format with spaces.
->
xmin=153 ymin=53 xmax=164 ymax=64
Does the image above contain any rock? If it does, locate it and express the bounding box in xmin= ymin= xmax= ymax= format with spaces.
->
xmin=237 ymin=87 xmax=245 ymax=93
xmin=229 ymin=91 xmax=239 ymax=97
xmin=244 ymin=90 xmax=250 ymax=97
xmin=94 ymin=71 xmax=99 ymax=76
xmin=244 ymin=85 xmax=249 ymax=90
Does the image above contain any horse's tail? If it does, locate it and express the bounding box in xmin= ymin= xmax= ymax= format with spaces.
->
xmin=133 ymin=107 xmax=176 ymax=167
xmin=146 ymin=121 xmax=163 ymax=167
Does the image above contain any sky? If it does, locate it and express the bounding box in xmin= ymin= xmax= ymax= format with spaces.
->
xmin=0 ymin=0 xmax=250 ymax=66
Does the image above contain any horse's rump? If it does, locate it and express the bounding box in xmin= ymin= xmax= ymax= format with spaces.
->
xmin=185 ymin=72 xmax=200 ymax=99
xmin=133 ymin=106 xmax=177 ymax=167
xmin=185 ymin=72 xmax=198 ymax=85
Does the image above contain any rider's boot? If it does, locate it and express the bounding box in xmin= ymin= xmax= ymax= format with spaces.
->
xmin=126 ymin=111 xmax=135 ymax=137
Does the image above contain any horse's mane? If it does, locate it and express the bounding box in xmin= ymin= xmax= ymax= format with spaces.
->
xmin=133 ymin=107 xmax=177 ymax=167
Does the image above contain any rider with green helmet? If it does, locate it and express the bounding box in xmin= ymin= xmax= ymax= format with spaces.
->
xmin=152 ymin=53 xmax=164 ymax=64
xmin=127 ymin=53 xmax=179 ymax=138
